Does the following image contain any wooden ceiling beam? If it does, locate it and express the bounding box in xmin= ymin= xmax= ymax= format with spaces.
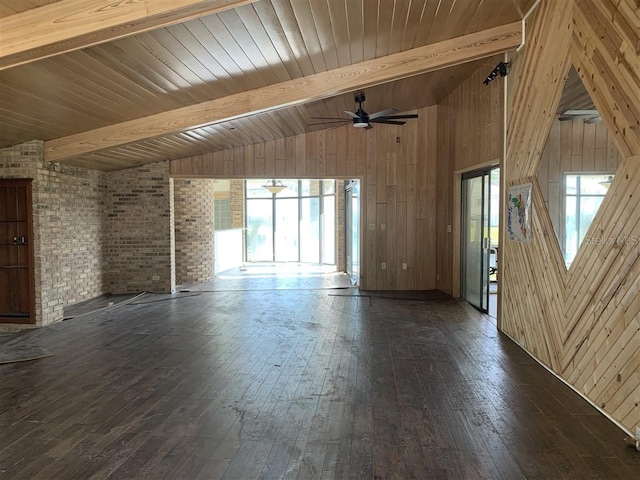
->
xmin=0 ymin=0 xmax=256 ymax=70
xmin=45 ymin=21 xmax=522 ymax=163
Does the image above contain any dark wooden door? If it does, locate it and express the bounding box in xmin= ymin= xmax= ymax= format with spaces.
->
xmin=0 ymin=179 xmax=35 ymax=324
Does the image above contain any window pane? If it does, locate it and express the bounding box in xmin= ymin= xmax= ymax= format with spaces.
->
xmin=300 ymin=197 xmax=319 ymax=263
xmin=323 ymin=180 xmax=336 ymax=195
xmin=323 ymin=195 xmax=335 ymax=264
xmin=274 ymin=198 xmax=299 ymax=261
xmin=564 ymin=196 xmax=577 ymax=264
xmin=564 ymin=173 xmax=612 ymax=267
xmin=214 ymin=198 xmax=231 ymax=230
xmin=579 ymin=196 xmax=603 ymax=240
xmin=246 ymin=199 xmax=273 ymax=261
xmin=276 ymin=180 xmax=299 ymax=197
xmin=565 ymin=175 xmax=577 ymax=195
xmin=580 ymin=175 xmax=611 ymax=195
xmin=300 ymin=180 xmax=321 ymax=197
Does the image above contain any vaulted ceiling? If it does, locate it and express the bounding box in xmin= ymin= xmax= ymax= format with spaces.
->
xmin=0 ymin=0 xmax=534 ymax=171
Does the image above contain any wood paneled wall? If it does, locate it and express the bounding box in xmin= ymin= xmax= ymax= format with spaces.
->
xmin=171 ymin=105 xmax=439 ymax=291
xmin=436 ymin=58 xmax=504 ymax=294
xmin=537 ymin=117 xmax=624 ymax=244
xmin=502 ymin=0 xmax=640 ymax=434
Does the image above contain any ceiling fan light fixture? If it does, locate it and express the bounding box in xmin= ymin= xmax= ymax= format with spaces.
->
xmin=353 ymin=121 xmax=369 ymax=128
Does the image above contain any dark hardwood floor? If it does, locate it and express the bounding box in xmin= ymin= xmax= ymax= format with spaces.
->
xmin=0 ymin=279 xmax=637 ymax=479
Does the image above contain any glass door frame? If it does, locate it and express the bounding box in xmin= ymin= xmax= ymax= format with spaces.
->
xmin=461 ymin=167 xmax=499 ymax=313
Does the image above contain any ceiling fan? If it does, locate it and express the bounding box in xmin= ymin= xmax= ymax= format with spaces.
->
xmin=558 ymin=109 xmax=601 ymax=124
xmin=308 ymin=92 xmax=418 ymax=129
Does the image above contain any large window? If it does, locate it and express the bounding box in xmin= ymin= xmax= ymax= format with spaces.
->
xmin=245 ymin=179 xmax=336 ymax=264
xmin=564 ymin=174 xmax=612 ymax=265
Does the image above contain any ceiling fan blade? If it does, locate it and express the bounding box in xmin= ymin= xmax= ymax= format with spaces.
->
xmin=369 ymin=119 xmax=406 ymax=125
xmin=307 ymin=120 xmax=351 ymax=126
xmin=563 ymin=109 xmax=599 ymax=116
xmin=368 ymin=108 xmax=398 ymax=120
xmin=378 ymin=114 xmax=419 ymax=119
xmin=344 ymin=110 xmax=360 ymax=119
xmin=310 ymin=116 xmax=351 ymax=120
xmin=559 ymin=114 xmax=599 ymax=122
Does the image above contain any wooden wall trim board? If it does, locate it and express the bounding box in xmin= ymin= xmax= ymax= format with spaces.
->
xmin=44 ymin=22 xmax=523 ymax=164
xmin=499 ymin=0 xmax=640 ymax=435
xmin=0 ymin=0 xmax=256 ymax=70
xmin=171 ymin=106 xmax=438 ymax=291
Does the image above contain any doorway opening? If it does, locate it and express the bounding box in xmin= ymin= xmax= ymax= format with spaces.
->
xmin=208 ymin=178 xmax=360 ymax=290
xmin=344 ymin=179 xmax=360 ymax=286
xmin=461 ymin=167 xmax=500 ymax=316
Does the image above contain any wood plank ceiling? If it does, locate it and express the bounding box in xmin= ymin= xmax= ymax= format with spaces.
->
xmin=0 ymin=0 xmax=60 ymax=16
xmin=0 ymin=0 xmax=534 ymax=171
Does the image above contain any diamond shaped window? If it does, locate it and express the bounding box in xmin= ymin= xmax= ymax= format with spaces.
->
xmin=537 ymin=66 xmax=624 ymax=268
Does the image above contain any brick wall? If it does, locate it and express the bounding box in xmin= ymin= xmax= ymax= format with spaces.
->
xmin=230 ymin=180 xmax=244 ymax=229
xmin=174 ymin=178 xmax=215 ymax=285
xmin=106 ymin=161 xmax=175 ymax=294
xmin=39 ymin=164 xmax=107 ymax=309
xmin=0 ymin=141 xmax=108 ymax=325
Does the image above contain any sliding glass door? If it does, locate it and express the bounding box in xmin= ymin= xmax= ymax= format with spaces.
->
xmin=461 ymin=168 xmax=499 ymax=313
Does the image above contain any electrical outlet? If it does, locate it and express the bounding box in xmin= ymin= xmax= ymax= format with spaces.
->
xmin=402 ymin=263 xmax=407 ymax=270
xmin=152 ymin=275 xmax=160 ymax=281
xmin=368 ymin=223 xmax=375 ymax=231
xmin=447 ymin=224 xmax=452 ymax=233
xmin=381 ymin=223 xmax=386 ymax=230
xmin=381 ymin=262 xmax=386 ymax=270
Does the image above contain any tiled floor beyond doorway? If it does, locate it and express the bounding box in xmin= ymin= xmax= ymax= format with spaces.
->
xmin=0 ymin=280 xmax=637 ymax=479
xmin=185 ymin=262 xmax=354 ymax=292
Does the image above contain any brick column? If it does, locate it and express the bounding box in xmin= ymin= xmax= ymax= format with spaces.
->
xmin=174 ymin=179 xmax=216 ymax=285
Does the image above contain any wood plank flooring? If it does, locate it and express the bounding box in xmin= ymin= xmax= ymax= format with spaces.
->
xmin=0 ymin=283 xmax=638 ymax=479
